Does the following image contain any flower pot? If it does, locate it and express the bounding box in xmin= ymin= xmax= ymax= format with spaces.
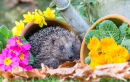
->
xmin=19 ymin=17 xmax=79 ymax=40
xmin=80 ymin=14 xmax=130 ymax=64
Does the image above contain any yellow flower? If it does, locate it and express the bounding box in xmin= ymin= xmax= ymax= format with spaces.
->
xmin=32 ymin=9 xmax=38 ymax=15
xmin=12 ymin=27 xmax=21 ymax=36
xmin=12 ymin=20 xmax=24 ymax=36
xmin=88 ymin=50 xmax=99 ymax=57
xmin=38 ymin=9 xmax=44 ymax=16
xmin=90 ymin=55 xmax=113 ymax=69
xmin=111 ymin=45 xmax=129 ymax=61
xmin=34 ymin=12 xmax=47 ymax=28
xmin=23 ymin=12 xmax=34 ymax=23
xmin=87 ymin=36 xmax=100 ymax=50
xmin=32 ymin=9 xmax=44 ymax=16
xmin=100 ymin=37 xmax=117 ymax=53
xmin=43 ymin=7 xmax=55 ymax=17
xmin=15 ymin=20 xmax=24 ymax=31
xmin=88 ymin=37 xmax=129 ymax=69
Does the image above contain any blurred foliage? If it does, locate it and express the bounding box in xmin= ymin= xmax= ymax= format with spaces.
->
xmin=49 ymin=0 xmax=96 ymax=26
xmin=0 ymin=0 xmax=96 ymax=30
xmin=0 ymin=0 xmax=51 ymax=30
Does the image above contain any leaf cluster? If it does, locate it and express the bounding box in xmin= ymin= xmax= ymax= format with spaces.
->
xmin=49 ymin=0 xmax=96 ymax=25
xmin=0 ymin=25 xmax=13 ymax=53
xmin=71 ymin=0 xmax=96 ymax=25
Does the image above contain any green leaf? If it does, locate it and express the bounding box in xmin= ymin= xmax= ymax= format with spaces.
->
xmin=79 ymin=7 xmax=86 ymax=14
xmin=0 ymin=33 xmax=6 ymax=48
xmin=96 ymin=23 xmax=100 ymax=30
xmin=79 ymin=7 xmax=87 ymax=20
xmin=87 ymin=0 xmax=96 ymax=3
xmin=99 ymin=20 xmax=119 ymax=41
xmin=28 ymin=52 xmax=34 ymax=65
xmin=126 ymin=27 xmax=130 ymax=35
xmin=71 ymin=1 xmax=81 ymax=5
xmin=120 ymin=39 xmax=130 ymax=54
xmin=8 ymin=30 xmax=13 ymax=39
xmin=0 ymin=41 xmax=3 ymax=54
xmin=55 ymin=10 xmax=61 ymax=16
xmin=75 ymin=5 xmax=83 ymax=10
xmin=116 ymin=22 xmax=130 ymax=44
xmin=51 ymin=5 xmax=57 ymax=9
xmin=115 ymin=22 xmax=130 ymax=54
xmin=49 ymin=1 xmax=54 ymax=7
xmin=0 ymin=25 xmax=9 ymax=43
xmin=19 ymin=36 xmax=28 ymax=43
xmin=85 ymin=56 xmax=91 ymax=65
xmin=85 ymin=30 xmax=102 ymax=44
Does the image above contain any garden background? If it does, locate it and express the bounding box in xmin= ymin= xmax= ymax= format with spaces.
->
xmin=0 ymin=0 xmax=51 ymax=30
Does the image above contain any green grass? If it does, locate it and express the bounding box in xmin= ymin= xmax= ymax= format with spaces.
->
xmin=1 ymin=76 xmax=130 ymax=82
xmin=99 ymin=77 xmax=129 ymax=82
xmin=0 ymin=76 xmax=81 ymax=82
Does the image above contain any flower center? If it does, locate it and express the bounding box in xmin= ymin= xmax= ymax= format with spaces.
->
xmin=16 ymin=40 xmax=22 ymax=45
xmin=3 ymin=57 xmax=12 ymax=65
xmin=20 ymin=52 xmax=24 ymax=59
xmin=118 ymin=54 xmax=120 ymax=57
xmin=10 ymin=49 xmax=15 ymax=53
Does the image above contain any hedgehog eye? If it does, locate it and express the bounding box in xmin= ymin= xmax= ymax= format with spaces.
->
xmin=52 ymin=39 xmax=55 ymax=44
xmin=72 ymin=46 xmax=74 ymax=50
xmin=60 ymin=46 xmax=64 ymax=50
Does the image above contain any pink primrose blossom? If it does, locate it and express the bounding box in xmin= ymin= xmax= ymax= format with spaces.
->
xmin=19 ymin=63 xmax=33 ymax=70
xmin=0 ymin=49 xmax=19 ymax=71
xmin=18 ymin=50 xmax=30 ymax=65
xmin=6 ymin=44 xmax=20 ymax=56
xmin=8 ymin=35 xmax=31 ymax=51
xmin=24 ymin=65 xmax=33 ymax=70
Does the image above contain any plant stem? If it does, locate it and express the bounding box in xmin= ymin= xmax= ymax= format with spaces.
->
xmin=86 ymin=5 xmax=90 ymax=26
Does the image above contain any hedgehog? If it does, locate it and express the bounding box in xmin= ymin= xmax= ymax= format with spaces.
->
xmin=27 ymin=26 xmax=81 ymax=69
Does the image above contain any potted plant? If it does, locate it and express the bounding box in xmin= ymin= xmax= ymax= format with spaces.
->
xmin=80 ymin=14 xmax=130 ymax=64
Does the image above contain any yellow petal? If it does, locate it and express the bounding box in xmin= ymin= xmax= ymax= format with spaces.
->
xmin=51 ymin=10 xmax=55 ymax=13
xmin=15 ymin=21 xmax=19 ymax=26
xmin=38 ymin=10 xmax=43 ymax=16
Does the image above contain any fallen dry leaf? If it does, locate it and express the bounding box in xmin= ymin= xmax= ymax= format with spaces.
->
xmin=1 ymin=60 xmax=130 ymax=81
xmin=58 ymin=59 xmax=80 ymax=68
xmin=94 ymin=70 xmax=126 ymax=81
xmin=95 ymin=62 xmax=128 ymax=74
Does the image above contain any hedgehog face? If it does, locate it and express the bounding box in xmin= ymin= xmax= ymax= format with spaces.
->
xmin=50 ymin=33 xmax=80 ymax=61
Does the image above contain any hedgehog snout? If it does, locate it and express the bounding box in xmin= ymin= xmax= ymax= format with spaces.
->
xmin=68 ymin=54 xmax=73 ymax=59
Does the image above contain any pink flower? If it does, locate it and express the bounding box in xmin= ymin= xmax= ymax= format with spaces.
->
xmin=19 ymin=63 xmax=33 ymax=70
xmin=6 ymin=45 xmax=30 ymax=65
xmin=0 ymin=49 xmax=19 ymax=71
xmin=6 ymin=45 xmax=20 ymax=56
xmin=8 ymin=35 xmax=31 ymax=51
xmin=25 ymin=65 xmax=33 ymax=70
xmin=18 ymin=50 xmax=30 ymax=65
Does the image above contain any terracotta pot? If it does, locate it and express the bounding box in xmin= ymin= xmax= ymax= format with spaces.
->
xmin=19 ymin=17 xmax=79 ymax=40
xmin=80 ymin=14 xmax=130 ymax=64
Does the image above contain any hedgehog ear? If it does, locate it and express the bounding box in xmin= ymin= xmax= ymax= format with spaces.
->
xmin=52 ymin=39 xmax=55 ymax=45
